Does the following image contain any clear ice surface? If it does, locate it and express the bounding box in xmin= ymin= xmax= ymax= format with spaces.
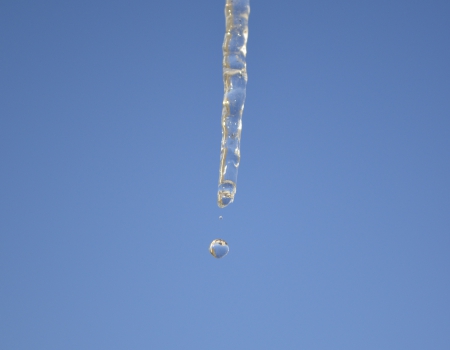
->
xmin=218 ymin=0 xmax=250 ymax=208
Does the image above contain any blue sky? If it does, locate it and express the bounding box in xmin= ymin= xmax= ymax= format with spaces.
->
xmin=1 ymin=1 xmax=449 ymax=349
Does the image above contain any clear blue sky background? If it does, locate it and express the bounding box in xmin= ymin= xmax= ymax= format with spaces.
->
xmin=1 ymin=1 xmax=449 ymax=349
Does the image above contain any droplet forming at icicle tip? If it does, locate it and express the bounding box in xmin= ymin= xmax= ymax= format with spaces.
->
xmin=217 ymin=182 xmax=236 ymax=208
xmin=218 ymin=193 xmax=233 ymax=208
xmin=209 ymin=239 xmax=229 ymax=259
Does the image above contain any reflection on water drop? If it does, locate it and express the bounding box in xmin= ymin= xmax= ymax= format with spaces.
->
xmin=219 ymin=216 xmax=223 ymax=220
xmin=209 ymin=239 xmax=229 ymax=259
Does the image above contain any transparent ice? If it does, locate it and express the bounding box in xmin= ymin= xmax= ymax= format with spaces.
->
xmin=218 ymin=0 xmax=250 ymax=208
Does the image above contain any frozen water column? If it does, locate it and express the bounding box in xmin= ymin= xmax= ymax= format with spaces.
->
xmin=217 ymin=0 xmax=250 ymax=208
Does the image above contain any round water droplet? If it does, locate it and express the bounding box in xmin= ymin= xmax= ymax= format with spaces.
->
xmin=219 ymin=216 xmax=223 ymax=220
xmin=209 ymin=239 xmax=229 ymax=259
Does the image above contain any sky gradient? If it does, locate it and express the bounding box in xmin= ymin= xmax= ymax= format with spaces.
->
xmin=1 ymin=1 xmax=449 ymax=349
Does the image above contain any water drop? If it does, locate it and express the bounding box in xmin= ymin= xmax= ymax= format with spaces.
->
xmin=219 ymin=216 xmax=223 ymax=220
xmin=209 ymin=239 xmax=229 ymax=259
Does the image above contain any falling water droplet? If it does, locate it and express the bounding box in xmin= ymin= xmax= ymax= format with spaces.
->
xmin=209 ymin=239 xmax=229 ymax=259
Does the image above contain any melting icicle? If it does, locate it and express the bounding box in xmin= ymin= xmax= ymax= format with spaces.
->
xmin=217 ymin=0 xmax=250 ymax=208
